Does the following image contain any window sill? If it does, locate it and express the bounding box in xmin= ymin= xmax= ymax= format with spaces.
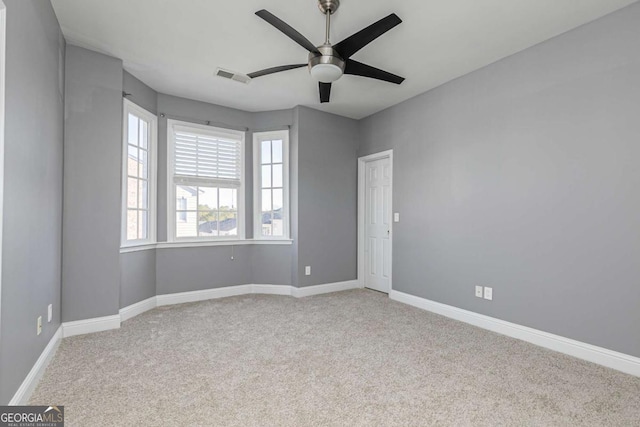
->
xmin=120 ymin=243 xmax=157 ymax=254
xmin=120 ymin=239 xmax=293 ymax=253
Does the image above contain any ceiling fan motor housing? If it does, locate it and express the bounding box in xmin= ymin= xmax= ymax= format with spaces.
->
xmin=308 ymin=44 xmax=345 ymax=82
xmin=318 ymin=0 xmax=340 ymax=14
xmin=309 ymin=45 xmax=345 ymax=70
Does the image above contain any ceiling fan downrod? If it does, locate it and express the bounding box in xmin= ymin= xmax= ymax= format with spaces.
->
xmin=319 ymin=0 xmax=339 ymax=45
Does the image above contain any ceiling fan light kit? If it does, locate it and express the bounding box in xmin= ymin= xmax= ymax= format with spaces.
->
xmin=248 ymin=0 xmax=405 ymax=103
xmin=308 ymin=44 xmax=345 ymax=83
xmin=310 ymin=63 xmax=343 ymax=83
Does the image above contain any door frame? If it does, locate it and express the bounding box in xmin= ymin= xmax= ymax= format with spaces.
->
xmin=357 ymin=149 xmax=393 ymax=293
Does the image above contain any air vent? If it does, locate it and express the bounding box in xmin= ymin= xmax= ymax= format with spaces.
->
xmin=215 ymin=68 xmax=251 ymax=84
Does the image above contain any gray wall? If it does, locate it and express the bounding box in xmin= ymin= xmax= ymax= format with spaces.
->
xmin=120 ymin=251 xmax=156 ymax=308
xmin=156 ymin=245 xmax=294 ymax=295
xmin=289 ymin=109 xmax=300 ymax=287
xmin=123 ymin=71 xmax=157 ymax=115
xmin=358 ymin=4 xmax=640 ymax=357
xmin=62 ymin=46 xmax=122 ymax=322
xmin=156 ymin=246 xmax=252 ymax=295
xmin=296 ymin=107 xmax=359 ymax=287
xmin=250 ymin=246 xmax=292 ymax=285
xmin=0 ymin=0 xmax=65 ymax=404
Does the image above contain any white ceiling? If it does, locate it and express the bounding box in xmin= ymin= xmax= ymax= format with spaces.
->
xmin=52 ymin=0 xmax=637 ymax=119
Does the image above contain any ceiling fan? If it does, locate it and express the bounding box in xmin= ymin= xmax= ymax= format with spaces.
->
xmin=248 ymin=0 xmax=405 ymax=103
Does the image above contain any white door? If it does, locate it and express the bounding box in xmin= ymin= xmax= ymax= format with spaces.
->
xmin=364 ymin=157 xmax=392 ymax=293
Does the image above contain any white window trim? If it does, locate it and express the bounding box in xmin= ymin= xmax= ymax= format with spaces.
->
xmin=167 ymin=119 xmax=246 ymax=242
xmin=253 ymin=130 xmax=290 ymax=240
xmin=121 ymin=99 xmax=158 ymax=248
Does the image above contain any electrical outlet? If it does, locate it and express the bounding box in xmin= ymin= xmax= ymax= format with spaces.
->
xmin=305 ymin=266 xmax=311 ymax=276
xmin=394 ymin=213 xmax=400 ymax=223
xmin=48 ymin=304 xmax=53 ymax=322
xmin=37 ymin=316 xmax=42 ymax=335
xmin=475 ymin=286 xmax=484 ymax=298
xmin=484 ymin=287 xmax=493 ymax=301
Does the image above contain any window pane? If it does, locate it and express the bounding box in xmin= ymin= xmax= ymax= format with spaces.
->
xmin=272 ymin=212 xmax=284 ymax=237
xmin=219 ymin=211 xmax=238 ymax=237
xmin=176 ymin=211 xmax=197 ymax=237
xmin=128 ymin=114 xmax=139 ymax=146
xmin=176 ymin=196 xmax=187 ymax=211
xmin=127 ymin=178 xmax=138 ymax=209
xmin=262 ymin=189 xmax=272 ymax=211
xmin=139 ymin=149 xmax=148 ymax=178
xmin=199 ymin=187 xmax=218 ymax=211
xmin=138 ymin=211 xmax=148 ymax=239
xmin=198 ymin=210 xmax=218 ymax=236
xmin=128 ymin=146 xmax=139 ymax=177
xmin=261 ymin=165 xmax=271 ymax=188
xmin=261 ymin=216 xmax=272 ymax=237
xmin=198 ymin=208 xmax=216 ymax=223
xmin=272 ymin=140 xmax=283 ymax=163
xmin=219 ymin=188 xmax=237 ymax=210
xmin=139 ymin=119 xmax=149 ymax=149
xmin=138 ymin=180 xmax=148 ymax=210
xmin=272 ymin=164 xmax=283 ymax=188
xmin=273 ymin=189 xmax=283 ymax=211
xmin=176 ymin=185 xmax=197 ymax=211
xmin=127 ymin=210 xmax=138 ymax=240
xmin=261 ymin=140 xmax=271 ymax=164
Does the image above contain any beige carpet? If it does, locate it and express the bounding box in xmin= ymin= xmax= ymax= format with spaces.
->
xmin=30 ymin=290 xmax=640 ymax=426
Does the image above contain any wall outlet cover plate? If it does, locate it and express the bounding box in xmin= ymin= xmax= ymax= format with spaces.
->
xmin=475 ymin=286 xmax=484 ymax=298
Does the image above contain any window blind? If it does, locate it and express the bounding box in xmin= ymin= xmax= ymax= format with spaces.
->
xmin=173 ymin=126 xmax=242 ymax=187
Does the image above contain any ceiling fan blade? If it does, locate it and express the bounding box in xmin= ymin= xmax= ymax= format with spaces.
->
xmin=319 ymin=82 xmax=332 ymax=103
xmin=256 ymin=10 xmax=320 ymax=54
xmin=248 ymin=64 xmax=307 ymax=79
xmin=344 ymin=60 xmax=405 ymax=84
xmin=334 ymin=14 xmax=402 ymax=59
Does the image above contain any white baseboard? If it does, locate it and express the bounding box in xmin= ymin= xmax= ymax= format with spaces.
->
xmin=128 ymin=281 xmax=360 ymax=320
xmin=156 ymin=284 xmax=253 ymax=306
xmin=390 ymin=290 xmax=640 ymax=377
xmin=9 ymin=327 xmax=62 ymax=405
xmin=61 ymin=314 xmax=121 ymax=338
xmin=292 ymin=280 xmax=361 ymax=297
xmin=119 ymin=296 xmax=157 ymax=322
xmin=251 ymin=284 xmax=293 ymax=295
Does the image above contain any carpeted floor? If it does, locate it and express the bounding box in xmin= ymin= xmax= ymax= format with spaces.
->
xmin=30 ymin=289 xmax=640 ymax=426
